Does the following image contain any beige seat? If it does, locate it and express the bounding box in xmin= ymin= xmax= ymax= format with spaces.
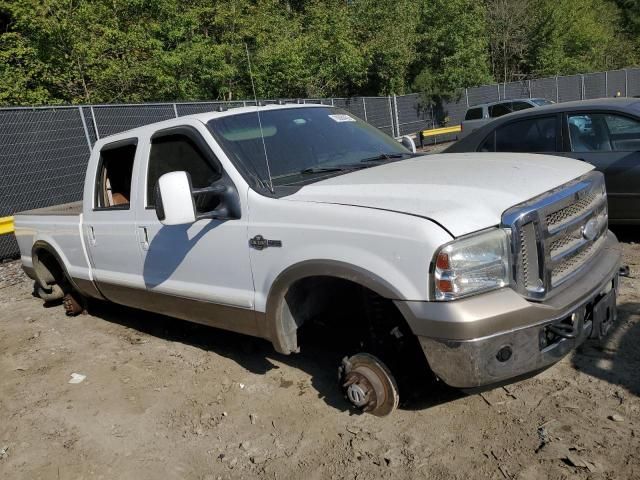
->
xmin=111 ymin=192 xmax=129 ymax=206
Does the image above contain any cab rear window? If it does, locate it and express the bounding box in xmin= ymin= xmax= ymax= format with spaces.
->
xmin=465 ymin=108 xmax=483 ymax=121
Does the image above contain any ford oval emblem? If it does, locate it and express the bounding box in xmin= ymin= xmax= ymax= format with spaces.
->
xmin=581 ymin=218 xmax=599 ymax=241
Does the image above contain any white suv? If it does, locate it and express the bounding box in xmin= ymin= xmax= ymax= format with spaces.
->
xmin=460 ymin=98 xmax=554 ymax=138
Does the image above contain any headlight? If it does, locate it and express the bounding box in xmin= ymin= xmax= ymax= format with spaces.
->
xmin=433 ymin=228 xmax=511 ymax=301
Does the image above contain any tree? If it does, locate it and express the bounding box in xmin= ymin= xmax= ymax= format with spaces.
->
xmin=485 ymin=0 xmax=533 ymax=83
xmin=0 ymin=0 xmax=637 ymax=106
xmin=528 ymin=0 xmax=635 ymax=76
xmin=349 ymin=0 xmax=420 ymax=95
xmin=412 ymin=0 xmax=492 ymax=99
xmin=613 ymin=0 xmax=640 ymax=36
xmin=0 ymin=31 xmax=53 ymax=105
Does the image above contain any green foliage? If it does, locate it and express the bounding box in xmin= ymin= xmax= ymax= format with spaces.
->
xmin=0 ymin=0 xmax=638 ymax=106
xmin=528 ymin=0 xmax=635 ymax=76
xmin=614 ymin=0 xmax=640 ymax=36
xmin=0 ymin=32 xmax=53 ymax=105
xmin=413 ymin=0 xmax=492 ymax=100
xmin=349 ymin=0 xmax=419 ymax=95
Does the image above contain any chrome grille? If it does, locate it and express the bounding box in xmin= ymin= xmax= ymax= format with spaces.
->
xmin=551 ymin=236 xmax=604 ymax=285
xmin=546 ymin=192 xmax=598 ymax=229
xmin=502 ymin=171 xmax=608 ymax=300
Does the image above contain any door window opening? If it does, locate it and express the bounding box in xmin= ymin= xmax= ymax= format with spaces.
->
xmin=95 ymin=143 xmax=137 ymax=210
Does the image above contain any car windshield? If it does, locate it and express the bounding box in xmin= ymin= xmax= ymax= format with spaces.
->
xmin=207 ymin=106 xmax=410 ymax=190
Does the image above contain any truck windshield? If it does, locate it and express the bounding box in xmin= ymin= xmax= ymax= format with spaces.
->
xmin=207 ymin=106 xmax=410 ymax=190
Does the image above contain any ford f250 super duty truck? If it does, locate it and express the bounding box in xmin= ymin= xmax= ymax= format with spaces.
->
xmin=14 ymin=104 xmax=621 ymax=416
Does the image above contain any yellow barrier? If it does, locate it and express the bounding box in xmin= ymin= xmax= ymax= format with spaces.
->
xmin=421 ymin=125 xmax=461 ymax=137
xmin=0 ymin=216 xmax=14 ymax=235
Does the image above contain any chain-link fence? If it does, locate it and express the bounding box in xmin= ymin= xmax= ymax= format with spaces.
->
xmin=2 ymin=67 xmax=640 ymax=258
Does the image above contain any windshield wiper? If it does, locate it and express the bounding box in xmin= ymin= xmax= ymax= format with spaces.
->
xmin=299 ymin=165 xmax=366 ymax=175
xmin=360 ymin=152 xmax=412 ymax=163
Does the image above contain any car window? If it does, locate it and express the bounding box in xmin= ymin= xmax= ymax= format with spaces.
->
xmin=531 ymin=99 xmax=554 ymax=106
xmin=478 ymin=132 xmax=495 ymax=152
xmin=95 ymin=142 xmax=137 ymax=210
xmin=147 ymin=133 xmax=221 ymax=213
xmin=495 ymin=116 xmax=557 ymax=152
xmin=465 ymin=108 xmax=483 ymax=121
xmin=604 ymin=114 xmax=640 ymax=136
xmin=488 ymin=103 xmax=512 ymax=118
xmin=511 ymin=101 xmax=534 ymax=112
xmin=568 ymin=113 xmax=640 ymax=152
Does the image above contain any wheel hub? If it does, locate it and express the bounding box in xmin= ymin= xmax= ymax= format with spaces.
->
xmin=345 ymin=381 xmax=369 ymax=407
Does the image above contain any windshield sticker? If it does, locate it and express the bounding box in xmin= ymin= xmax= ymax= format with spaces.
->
xmin=328 ymin=114 xmax=356 ymax=123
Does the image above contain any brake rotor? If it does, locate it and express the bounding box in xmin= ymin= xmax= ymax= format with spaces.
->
xmin=63 ymin=292 xmax=84 ymax=316
xmin=340 ymin=353 xmax=399 ymax=417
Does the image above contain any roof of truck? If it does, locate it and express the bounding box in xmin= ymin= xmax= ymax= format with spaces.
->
xmin=95 ymin=103 xmax=328 ymax=146
xmin=189 ymin=102 xmax=328 ymax=122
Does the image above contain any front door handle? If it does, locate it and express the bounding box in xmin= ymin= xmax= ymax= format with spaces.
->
xmin=138 ymin=226 xmax=149 ymax=251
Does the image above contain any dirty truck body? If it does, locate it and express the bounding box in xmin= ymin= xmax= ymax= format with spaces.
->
xmin=14 ymin=105 xmax=620 ymax=413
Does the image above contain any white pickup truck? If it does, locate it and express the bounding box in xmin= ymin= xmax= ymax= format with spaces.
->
xmin=15 ymin=104 xmax=621 ymax=416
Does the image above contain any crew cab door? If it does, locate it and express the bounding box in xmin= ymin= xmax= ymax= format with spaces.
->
xmin=134 ymin=123 xmax=256 ymax=333
xmin=562 ymin=111 xmax=640 ymax=221
xmin=83 ymin=138 xmax=146 ymax=302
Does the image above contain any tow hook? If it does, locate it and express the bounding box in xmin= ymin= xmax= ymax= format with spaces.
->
xmin=339 ymin=353 xmax=399 ymax=417
xmin=539 ymin=313 xmax=583 ymax=349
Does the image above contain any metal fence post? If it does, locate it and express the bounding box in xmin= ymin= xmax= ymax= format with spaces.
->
xmin=555 ymin=76 xmax=559 ymax=103
xmin=173 ymin=103 xmax=179 ymax=118
xmin=89 ymin=106 xmax=100 ymax=139
xmin=605 ymin=71 xmax=608 ymax=97
xmin=393 ymin=94 xmax=400 ymax=137
xmin=362 ymin=97 xmax=368 ymax=122
xmin=465 ymin=88 xmax=469 ymax=107
xmin=78 ymin=107 xmax=93 ymax=152
xmin=387 ymin=96 xmax=395 ymax=137
xmin=625 ymin=69 xmax=629 ymax=97
xmin=496 ymin=83 xmax=500 ymax=100
xmin=528 ymin=79 xmax=532 ymax=98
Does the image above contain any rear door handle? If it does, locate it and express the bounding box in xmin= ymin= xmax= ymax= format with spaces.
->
xmin=138 ymin=226 xmax=149 ymax=251
xmin=88 ymin=226 xmax=96 ymax=246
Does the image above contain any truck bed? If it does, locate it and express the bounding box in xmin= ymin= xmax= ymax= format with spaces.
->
xmin=18 ymin=201 xmax=83 ymax=217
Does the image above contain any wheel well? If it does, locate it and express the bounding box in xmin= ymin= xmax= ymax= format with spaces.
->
xmin=32 ymin=246 xmax=67 ymax=290
xmin=278 ymin=276 xmax=418 ymax=360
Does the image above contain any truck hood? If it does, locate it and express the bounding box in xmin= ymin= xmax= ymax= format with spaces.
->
xmin=285 ymin=153 xmax=593 ymax=237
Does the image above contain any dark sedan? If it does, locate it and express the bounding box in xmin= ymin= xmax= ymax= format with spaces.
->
xmin=445 ymin=98 xmax=640 ymax=224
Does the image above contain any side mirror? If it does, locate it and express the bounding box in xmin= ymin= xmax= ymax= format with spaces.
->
xmin=155 ymin=171 xmax=241 ymax=226
xmin=400 ymin=135 xmax=417 ymax=153
xmin=155 ymin=171 xmax=196 ymax=225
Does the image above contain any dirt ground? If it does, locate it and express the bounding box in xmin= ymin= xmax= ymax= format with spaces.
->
xmin=0 ymin=228 xmax=639 ymax=480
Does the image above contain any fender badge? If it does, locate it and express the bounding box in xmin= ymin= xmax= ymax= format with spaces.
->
xmin=249 ymin=235 xmax=282 ymax=250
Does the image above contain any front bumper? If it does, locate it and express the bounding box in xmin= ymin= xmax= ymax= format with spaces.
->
xmin=395 ymin=231 xmax=621 ymax=389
